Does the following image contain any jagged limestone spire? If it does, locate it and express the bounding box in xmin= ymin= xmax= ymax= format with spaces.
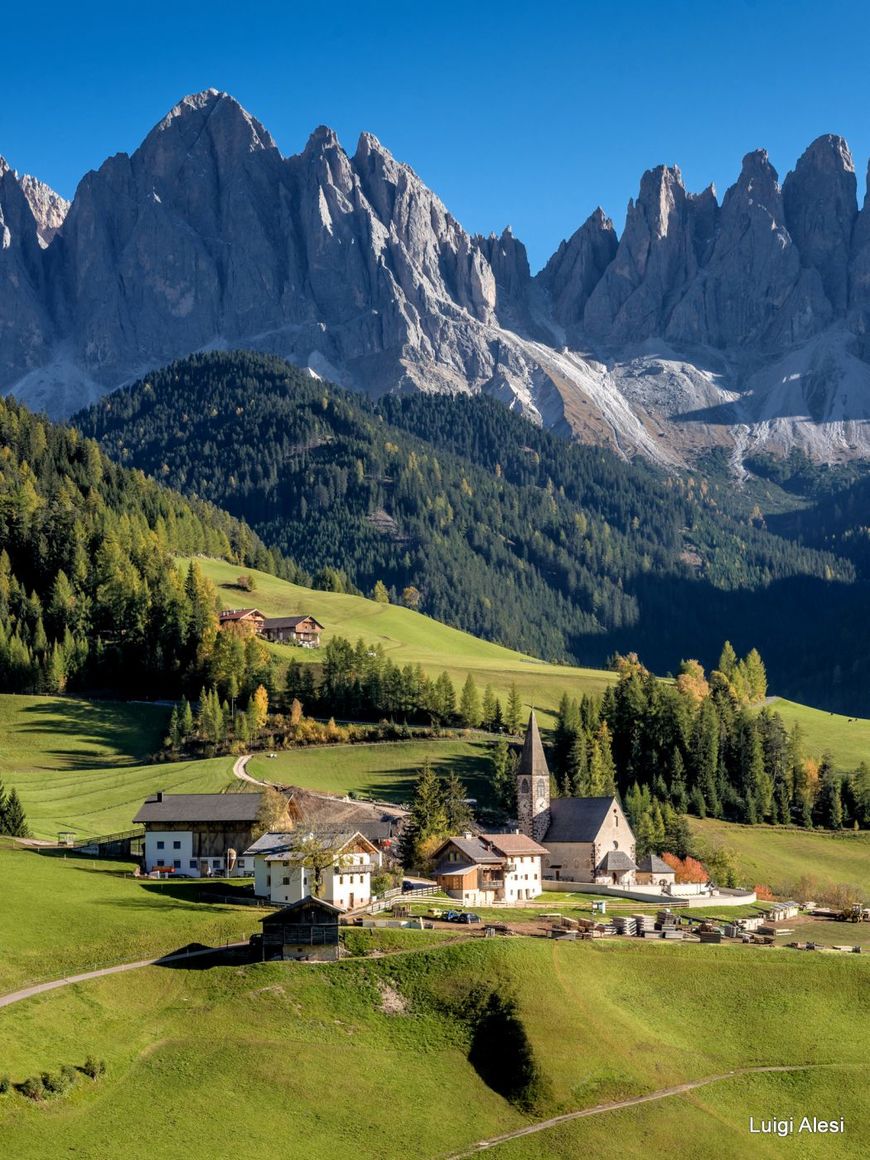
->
xmin=516 ymin=711 xmax=551 ymax=842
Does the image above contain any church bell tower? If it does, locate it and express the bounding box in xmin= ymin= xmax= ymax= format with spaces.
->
xmin=516 ymin=711 xmax=551 ymax=842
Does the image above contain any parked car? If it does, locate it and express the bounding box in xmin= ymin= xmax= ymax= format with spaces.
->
xmin=458 ymin=912 xmax=481 ymax=924
xmin=442 ymin=910 xmax=463 ymax=923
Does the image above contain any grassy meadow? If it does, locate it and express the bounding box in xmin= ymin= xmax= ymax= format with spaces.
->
xmin=691 ymin=818 xmax=870 ymax=895
xmin=0 ymin=840 xmax=259 ymax=992
xmin=247 ymin=737 xmax=493 ymax=802
xmin=180 ymin=555 xmax=617 ymax=721
xmin=0 ymin=938 xmax=865 ymax=1159
xmin=0 ymin=695 xmax=239 ymax=841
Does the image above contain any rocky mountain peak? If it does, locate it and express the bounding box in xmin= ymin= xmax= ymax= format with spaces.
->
xmin=537 ymin=208 xmax=617 ymax=334
xmin=18 ymin=174 xmax=70 ymax=247
xmin=782 ymin=134 xmax=857 ymax=314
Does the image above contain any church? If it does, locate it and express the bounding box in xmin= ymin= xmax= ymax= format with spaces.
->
xmin=516 ymin=712 xmax=638 ymax=886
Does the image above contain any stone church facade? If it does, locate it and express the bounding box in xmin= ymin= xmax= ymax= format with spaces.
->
xmin=516 ymin=713 xmax=637 ymax=886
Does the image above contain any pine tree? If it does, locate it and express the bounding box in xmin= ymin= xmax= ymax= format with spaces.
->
xmin=489 ymin=738 xmax=517 ymax=814
xmin=481 ymin=684 xmax=497 ymax=731
xmin=505 ymin=683 xmax=523 ymax=734
xmin=459 ymin=674 xmax=481 ymax=727
xmin=399 ymin=761 xmax=449 ymax=869
xmin=371 ymin=580 xmax=390 ymax=604
xmin=1 ymin=788 xmax=29 ymax=837
xmin=443 ymin=772 xmax=473 ymax=832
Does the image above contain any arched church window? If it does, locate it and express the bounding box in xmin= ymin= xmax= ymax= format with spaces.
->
xmin=519 ymin=778 xmax=529 ymax=796
xmin=613 ymin=840 xmax=618 ymax=849
xmin=536 ymin=779 xmax=547 ymax=797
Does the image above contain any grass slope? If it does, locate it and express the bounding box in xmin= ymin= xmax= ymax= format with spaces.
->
xmin=188 ymin=556 xmax=870 ymax=769
xmin=0 ymin=842 xmax=259 ymax=993
xmin=181 ymin=556 xmax=617 ymax=719
xmin=0 ymin=939 xmax=865 ymax=1159
xmin=0 ymin=696 xmax=239 ymax=841
xmin=691 ymin=818 xmax=870 ymax=894
xmin=246 ymin=738 xmax=493 ymax=802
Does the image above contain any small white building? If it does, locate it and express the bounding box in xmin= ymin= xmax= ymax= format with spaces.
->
xmin=133 ymin=791 xmax=265 ymax=878
xmin=244 ymin=829 xmax=382 ymax=910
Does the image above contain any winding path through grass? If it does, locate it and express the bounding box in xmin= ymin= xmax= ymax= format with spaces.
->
xmin=443 ymin=1064 xmax=857 ymax=1158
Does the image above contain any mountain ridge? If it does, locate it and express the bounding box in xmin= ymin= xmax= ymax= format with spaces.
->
xmin=5 ymin=89 xmax=870 ymax=466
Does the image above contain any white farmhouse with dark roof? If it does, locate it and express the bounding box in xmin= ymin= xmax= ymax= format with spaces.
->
xmin=133 ymin=791 xmax=266 ymax=878
xmin=516 ymin=713 xmax=637 ymax=886
xmin=432 ymin=831 xmax=547 ymax=906
xmin=243 ymin=829 xmax=381 ymax=910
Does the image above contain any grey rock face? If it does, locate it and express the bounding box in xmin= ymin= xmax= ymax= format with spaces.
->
xmin=584 ymin=166 xmax=704 ymax=342
xmin=783 ymin=135 xmax=856 ymax=315
xmin=537 ymin=208 xmax=617 ymax=336
xmin=5 ymin=91 xmax=870 ymax=467
xmin=18 ymin=174 xmax=70 ymax=247
xmin=667 ymin=150 xmax=832 ymax=348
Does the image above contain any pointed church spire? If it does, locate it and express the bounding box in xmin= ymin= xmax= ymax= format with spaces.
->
xmin=518 ymin=711 xmax=549 ymax=779
xmin=516 ymin=711 xmax=551 ymax=842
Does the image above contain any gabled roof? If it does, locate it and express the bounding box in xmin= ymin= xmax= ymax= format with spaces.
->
xmin=517 ymin=712 xmax=549 ymax=780
xmin=434 ymin=835 xmax=502 ymax=865
xmin=219 ymin=607 xmax=264 ymax=621
xmin=243 ymin=828 xmax=379 ymax=860
xmin=544 ymin=796 xmax=621 ymax=844
xmin=636 ymin=853 xmax=674 ymax=874
xmin=482 ymin=833 xmax=548 ymax=857
xmin=262 ymin=615 xmax=324 ymax=630
xmin=598 ymin=849 xmax=637 ymax=872
xmin=133 ymin=792 xmax=262 ymax=824
xmin=259 ymin=895 xmax=343 ymax=923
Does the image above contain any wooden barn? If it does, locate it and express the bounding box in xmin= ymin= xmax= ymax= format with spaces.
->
xmin=133 ymin=791 xmax=267 ymax=877
xmin=260 ymin=615 xmax=323 ymax=647
xmin=257 ymin=896 xmax=342 ymax=961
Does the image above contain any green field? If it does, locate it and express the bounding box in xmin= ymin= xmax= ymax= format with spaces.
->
xmin=691 ymin=818 xmax=870 ymax=894
xmin=181 ymin=555 xmax=617 ymax=721
xmin=247 ymin=737 xmax=494 ymax=802
xmin=769 ymin=698 xmax=870 ymax=769
xmin=0 ymin=841 xmax=261 ymax=993
xmin=186 ymin=556 xmax=870 ymax=771
xmin=0 ymin=938 xmax=865 ymax=1159
xmin=0 ymin=695 xmax=239 ymax=841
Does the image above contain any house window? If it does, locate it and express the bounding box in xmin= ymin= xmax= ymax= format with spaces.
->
xmin=212 ymin=859 xmax=221 ymax=868
xmin=156 ymin=840 xmax=164 ymax=850
xmin=282 ymin=877 xmax=289 ymax=886
xmin=173 ymin=859 xmax=181 ymax=869
xmin=189 ymin=860 xmax=197 ymax=869
xmin=173 ymin=840 xmax=181 ymax=849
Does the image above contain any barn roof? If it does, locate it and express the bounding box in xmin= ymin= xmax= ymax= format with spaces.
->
xmin=133 ymin=792 xmax=262 ymax=824
xmin=260 ymin=896 xmax=343 ymax=923
xmin=219 ymin=608 xmax=263 ymax=620
xmin=543 ymin=796 xmax=620 ymax=844
xmin=262 ymin=615 xmax=324 ymax=630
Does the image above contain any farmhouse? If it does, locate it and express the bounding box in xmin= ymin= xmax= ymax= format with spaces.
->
xmin=261 ymin=615 xmax=323 ymax=647
xmin=433 ymin=831 xmax=547 ymax=906
xmin=258 ymin=897 xmax=342 ymax=961
xmin=218 ymin=608 xmax=265 ymax=635
xmin=516 ymin=713 xmax=638 ymax=886
xmin=134 ymin=791 xmax=267 ymax=877
xmin=244 ymin=829 xmax=381 ymax=909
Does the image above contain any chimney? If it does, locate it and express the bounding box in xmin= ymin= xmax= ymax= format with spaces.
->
xmin=156 ymin=791 xmax=164 ymax=803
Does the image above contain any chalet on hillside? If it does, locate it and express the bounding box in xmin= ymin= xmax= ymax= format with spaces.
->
xmin=218 ymin=608 xmax=265 ymax=635
xmin=261 ymin=615 xmax=323 ymax=647
xmin=258 ymin=897 xmax=342 ymax=961
xmin=133 ymin=791 xmax=266 ymax=877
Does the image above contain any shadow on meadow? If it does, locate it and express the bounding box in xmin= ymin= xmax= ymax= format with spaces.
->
xmin=18 ymin=698 xmax=168 ymax=769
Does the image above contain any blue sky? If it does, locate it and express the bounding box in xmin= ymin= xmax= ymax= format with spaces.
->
xmin=2 ymin=0 xmax=869 ymax=269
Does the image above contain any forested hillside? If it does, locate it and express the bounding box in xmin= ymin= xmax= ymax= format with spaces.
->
xmin=76 ymin=351 xmax=870 ymax=710
xmin=0 ymin=394 xmax=286 ymax=695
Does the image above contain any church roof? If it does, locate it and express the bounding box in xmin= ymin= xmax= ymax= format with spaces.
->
xmin=543 ymin=796 xmax=620 ymax=843
xmin=517 ymin=712 xmax=549 ymax=779
xmin=598 ymin=849 xmax=637 ymax=872
xmin=636 ymin=853 xmax=674 ymax=874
